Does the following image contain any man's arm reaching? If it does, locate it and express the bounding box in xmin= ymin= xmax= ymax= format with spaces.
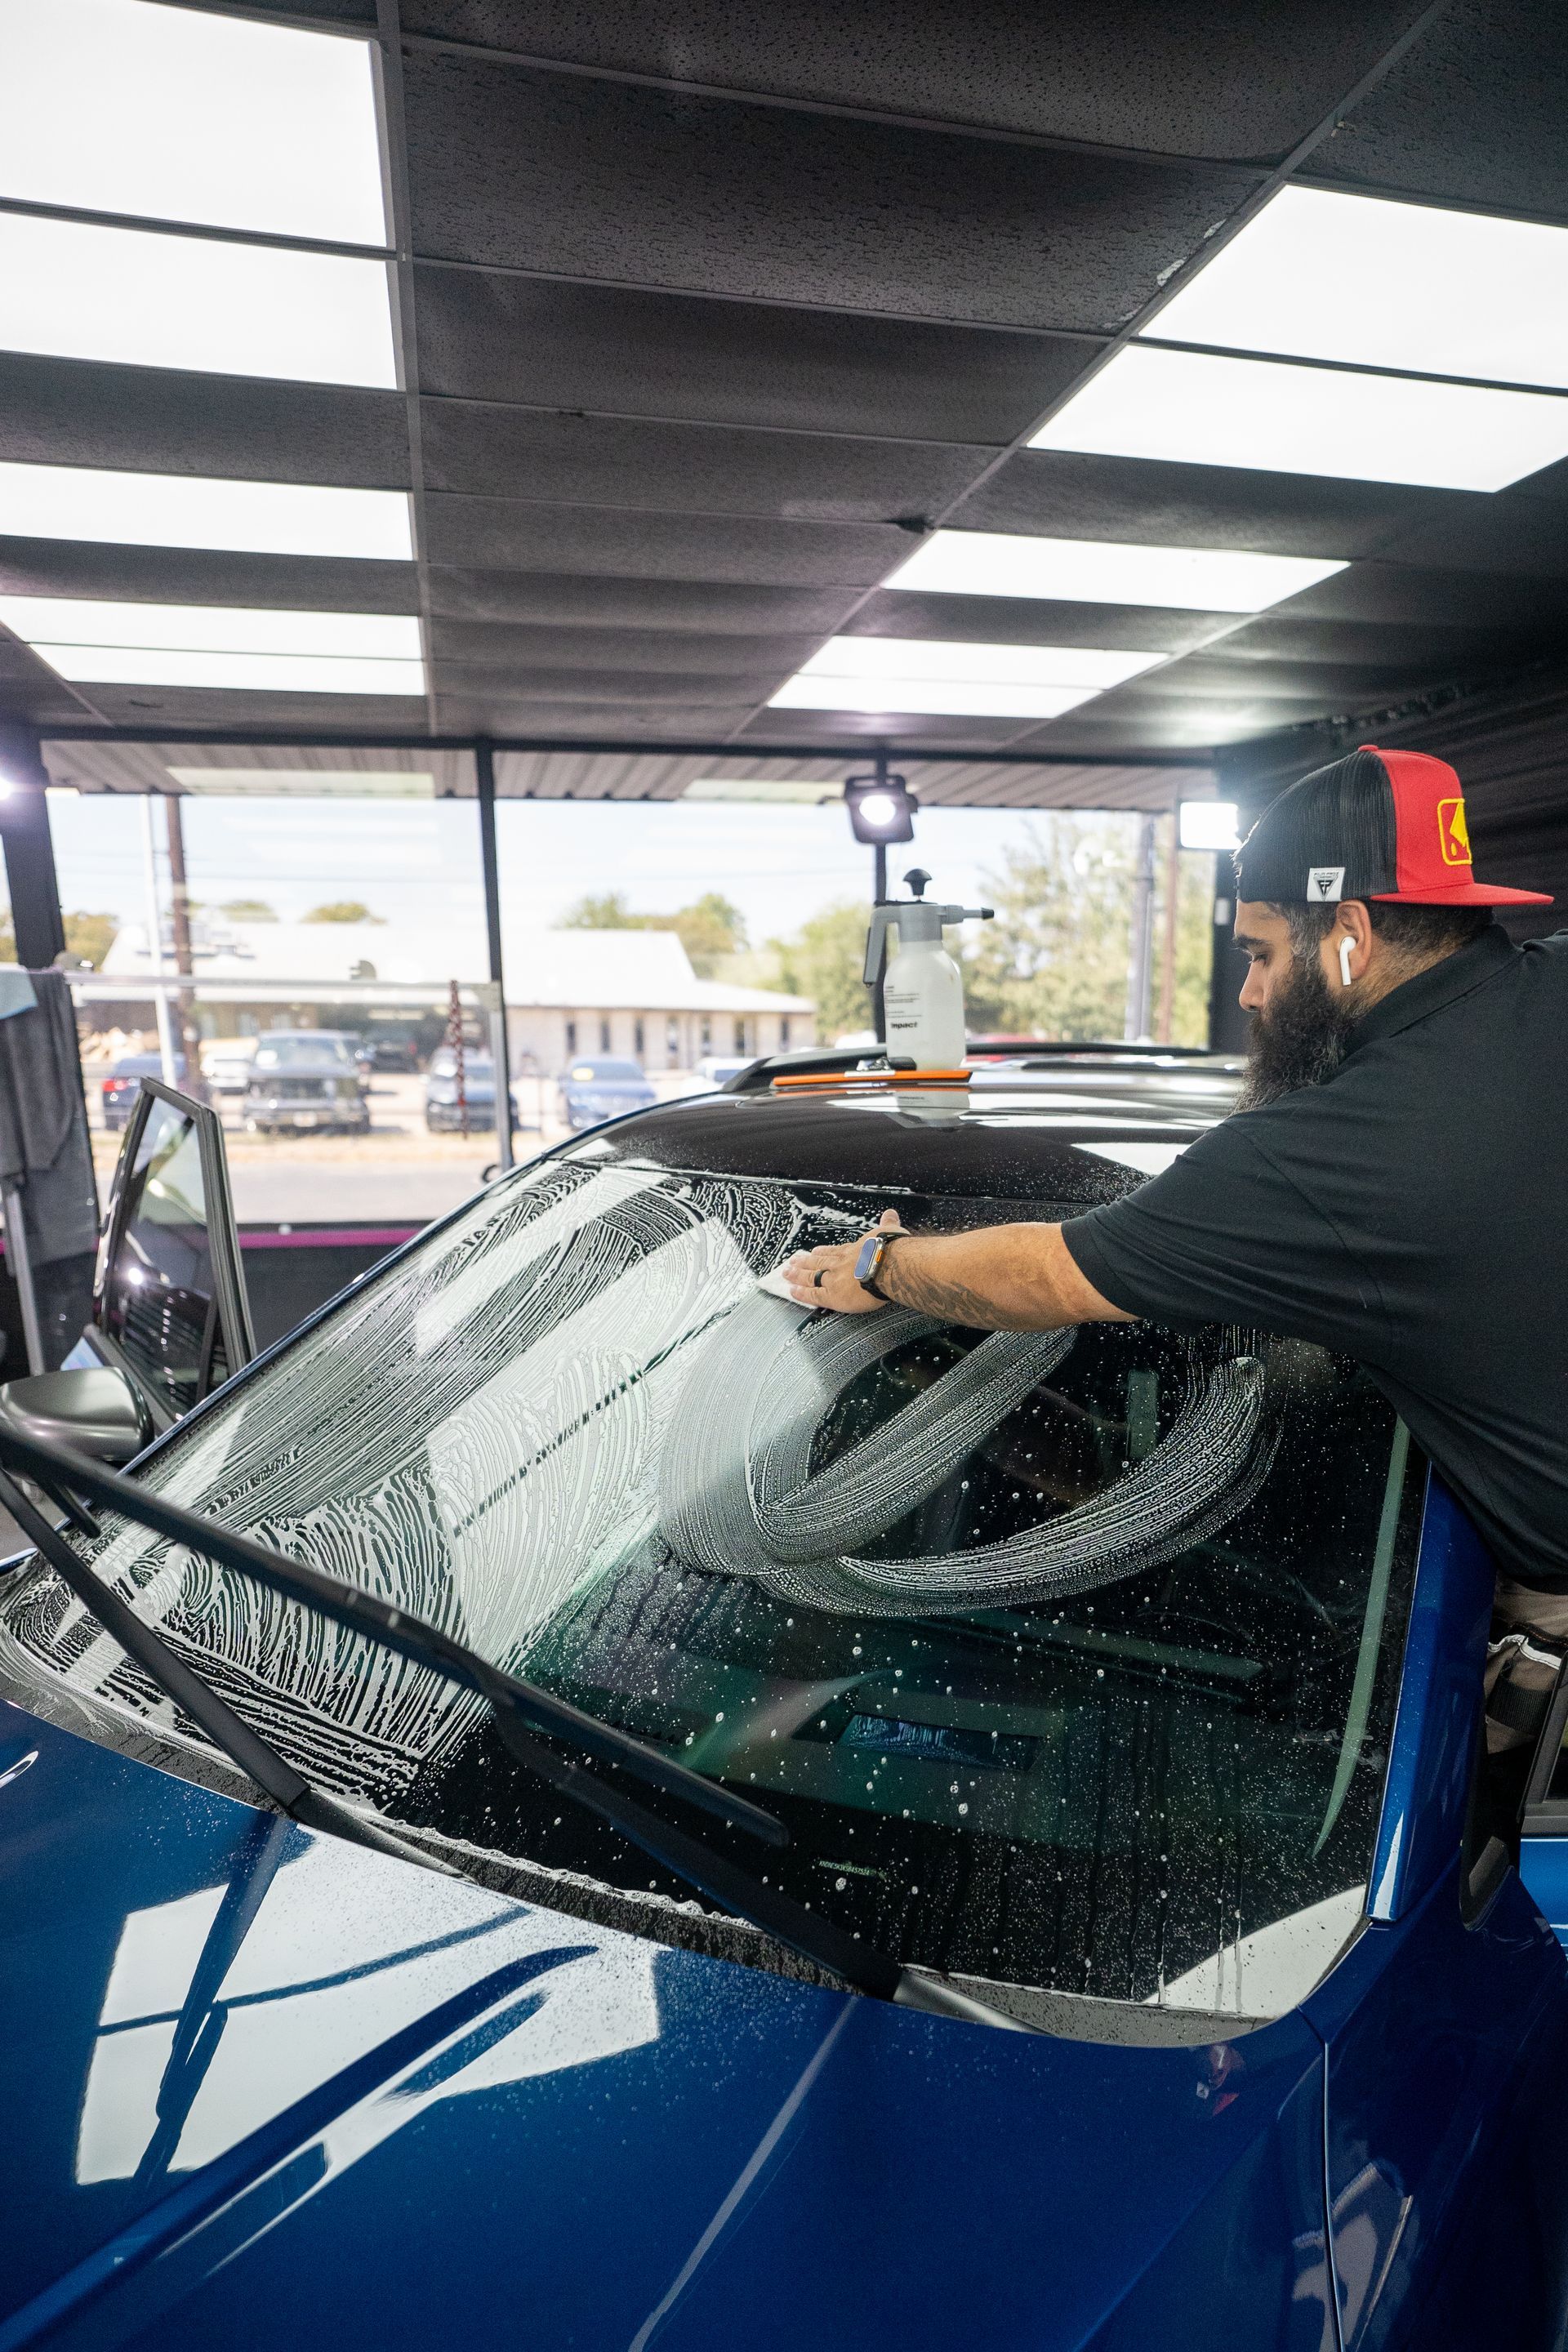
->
xmin=781 ymin=1212 xmax=1135 ymax=1329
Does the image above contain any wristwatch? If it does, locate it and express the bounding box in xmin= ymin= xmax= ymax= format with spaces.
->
xmin=853 ymin=1228 xmax=905 ymax=1301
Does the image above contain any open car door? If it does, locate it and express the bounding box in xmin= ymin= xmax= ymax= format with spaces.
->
xmin=0 ymin=1079 xmax=254 ymax=1463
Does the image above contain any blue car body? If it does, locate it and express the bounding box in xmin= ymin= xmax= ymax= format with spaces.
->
xmin=3 ymin=1072 xmax=1566 ymax=2350
xmin=3 ymin=1481 xmax=1566 ymax=2351
xmin=558 ymin=1055 xmax=657 ymax=1130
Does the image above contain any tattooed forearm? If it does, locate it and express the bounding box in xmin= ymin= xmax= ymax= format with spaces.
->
xmin=879 ymin=1246 xmax=1039 ymax=1329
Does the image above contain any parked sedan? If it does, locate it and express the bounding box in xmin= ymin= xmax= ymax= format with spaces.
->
xmin=242 ymin=1031 xmax=369 ymax=1136
xmin=423 ymin=1047 xmax=517 ymax=1134
xmin=0 ymin=1056 xmax=1563 ymax=2350
xmin=557 ymin=1054 xmax=657 ymax=1130
xmin=99 ymin=1050 xmax=189 ymax=1130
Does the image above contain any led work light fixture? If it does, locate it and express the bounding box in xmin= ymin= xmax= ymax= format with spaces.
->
xmin=844 ymin=773 xmax=918 ymax=845
xmin=1178 ymin=800 xmax=1241 ymax=852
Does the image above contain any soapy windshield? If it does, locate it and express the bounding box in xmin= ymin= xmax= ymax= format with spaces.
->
xmin=0 ymin=1153 xmax=1420 ymax=2020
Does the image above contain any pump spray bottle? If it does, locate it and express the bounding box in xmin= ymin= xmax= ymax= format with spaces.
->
xmin=863 ymin=870 xmax=994 ymax=1069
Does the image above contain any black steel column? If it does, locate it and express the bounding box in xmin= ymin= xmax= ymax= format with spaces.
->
xmin=0 ymin=727 xmax=65 ymax=969
xmin=474 ymin=740 xmax=514 ymax=1169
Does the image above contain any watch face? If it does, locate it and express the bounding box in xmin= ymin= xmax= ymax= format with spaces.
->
xmin=853 ymin=1235 xmax=881 ymax=1284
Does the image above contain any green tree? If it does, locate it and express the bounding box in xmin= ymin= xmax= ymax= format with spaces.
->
xmin=962 ymin=813 xmax=1214 ymax=1045
xmin=559 ymin=889 xmax=746 ymax=977
xmin=303 ymin=900 xmax=382 ymax=924
xmin=63 ymin=910 xmax=118 ymax=969
xmin=561 ymin=892 xmax=636 ymax=929
xmin=772 ymin=900 xmax=871 ymax=1041
xmin=0 ymin=909 xmax=118 ymax=968
xmin=219 ymin=897 xmax=278 ymax=921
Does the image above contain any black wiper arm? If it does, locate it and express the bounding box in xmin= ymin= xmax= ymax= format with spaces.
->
xmin=0 ymin=1428 xmax=1030 ymax=2028
xmin=0 ymin=1468 xmax=448 ymax=1876
xmin=0 ymin=1424 xmax=779 ymax=1849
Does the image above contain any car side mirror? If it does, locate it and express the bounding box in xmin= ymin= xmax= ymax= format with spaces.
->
xmin=0 ymin=1367 xmax=148 ymax=1468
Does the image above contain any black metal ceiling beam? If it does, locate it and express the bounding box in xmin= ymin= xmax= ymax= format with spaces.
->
xmin=374 ymin=0 xmax=437 ymax=740
xmin=36 ymin=727 xmax=1207 ymax=768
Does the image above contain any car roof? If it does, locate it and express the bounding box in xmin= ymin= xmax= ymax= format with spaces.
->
xmin=561 ymin=1054 xmax=1241 ymax=1205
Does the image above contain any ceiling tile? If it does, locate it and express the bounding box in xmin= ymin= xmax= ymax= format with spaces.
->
xmin=735 ymin=706 xmax=1036 ymax=750
xmin=1278 ymin=561 xmax=1568 ymax=630
xmin=428 ymin=617 xmax=817 ymax=674
xmin=412 ymin=269 xmax=1091 ymax=442
xmin=418 ymin=402 xmax=988 ymax=519
xmin=0 ymin=354 xmax=410 ymax=487
xmin=0 ymin=536 xmax=418 ymax=612
xmin=1216 ymin=612 xmax=1539 ymax=668
xmin=1373 ymin=493 xmax=1568 ymax=581
xmin=843 ymin=590 xmax=1231 ymax=653
xmin=1307 ymin=0 xmax=1568 ymax=219
xmin=430 ymin=695 xmax=760 ymax=737
xmin=424 ymin=567 xmax=853 ymax=634
xmin=434 ymin=661 xmax=781 ymax=704
xmin=951 ymin=448 xmax=1450 ymax=556
xmin=26 ymin=685 xmax=428 ymax=728
xmin=400 ymin=1 xmax=1430 ymax=160
xmin=403 ymin=53 xmax=1261 ymax=330
xmin=421 ymin=497 xmax=912 ymax=585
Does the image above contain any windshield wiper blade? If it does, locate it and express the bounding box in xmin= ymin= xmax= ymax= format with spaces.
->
xmin=0 ymin=1468 xmax=450 ymax=1876
xmin=0 ymin=1427 xmax=1030 ymax=2028
xmin=0 ymin=1422 xmax=782 ymax=1847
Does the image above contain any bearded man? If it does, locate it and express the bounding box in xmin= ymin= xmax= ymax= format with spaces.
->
xmin=785 ymin=744 xmax=1568 ymax=1599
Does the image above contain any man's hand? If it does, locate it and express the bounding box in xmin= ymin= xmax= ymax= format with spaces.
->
xmin=780 ymin=1213 xmax=1134 ymax=1330
xmin=782 ymin=1209 xmax=902 ymax=1312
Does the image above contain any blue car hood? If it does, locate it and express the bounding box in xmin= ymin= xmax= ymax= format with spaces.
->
xmin=0 ymin=1702 xmax=1336 ymax=2352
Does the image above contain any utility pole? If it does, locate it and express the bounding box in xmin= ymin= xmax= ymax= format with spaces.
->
xmin=139 ymin=796 xmax=179 ymax=1085
xmin=163 ymin=794 xmax=204 ymax=1092
xmin=1124 ymin=813 xmax=1157 ymax=1042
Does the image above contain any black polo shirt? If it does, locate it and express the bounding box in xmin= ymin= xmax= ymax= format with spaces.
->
xmin=1062 ymin=926 xmax=1568 ymax=1589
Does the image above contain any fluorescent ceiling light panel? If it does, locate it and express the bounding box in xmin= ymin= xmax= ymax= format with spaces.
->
xmin=1147 ymin=186 xmax=1568 ymax=390
xmin=799 ymin=636 xmax=1165 ymax=688
xmin=168 ymin=768 xmax=434 ymax=796
xmin=29 ymin=646 xmax=424 ymax=694
xmin=0 ymin=213 xmax=397 ymax=388
xmin=683 ymin=778 xmax=842 ymax=804
xmin=1029 ymin=345 xmax=1568 ymax=492
xmin=0 ymin=0 xmax=387 ymax=246
xmin=770 ymin=676 xmax=1100 ymax=719
xmin=0 ymin=598 xmax=423 ymax=694
xmin=0 ymin=462 xmax=412 ymax=560
xmin=888 ymin=529 xmax=1344 ymax=613
xmin=0 ymin=599 xmax=421 ymax=657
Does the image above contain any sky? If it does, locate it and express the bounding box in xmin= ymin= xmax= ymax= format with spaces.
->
xmin=36 ymin=789 xmax=1145 ymax=951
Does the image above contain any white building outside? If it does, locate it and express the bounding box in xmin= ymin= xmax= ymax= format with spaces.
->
xmin=89 ymin=915 xmax=815 ymax=1072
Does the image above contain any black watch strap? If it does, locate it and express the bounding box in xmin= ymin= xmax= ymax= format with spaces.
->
xmin=855 ymin=1230 xmax=905 ymax=1301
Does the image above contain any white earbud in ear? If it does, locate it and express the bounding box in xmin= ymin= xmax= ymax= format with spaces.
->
xmin=1339 ymin=934 xmax=1355 ymax=990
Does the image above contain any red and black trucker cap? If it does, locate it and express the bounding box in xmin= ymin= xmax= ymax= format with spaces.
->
xmin=1233 ymin=745 xmax=1552 ymax=909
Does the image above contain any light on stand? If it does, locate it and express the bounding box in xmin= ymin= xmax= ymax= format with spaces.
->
xmin=1178 ymin=799 xmax=1241 ymax=852
xmin=844 ymin=772 xmax=918 ymax=844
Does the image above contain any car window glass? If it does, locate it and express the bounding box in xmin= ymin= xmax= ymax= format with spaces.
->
xmin=253 ymin=1038 xmax=351 ymax=1070
xmin=97 ymin=1094 xmax=220 ymax=1415
xmin=4 ymin=1156 xmax=1420 ymax=2025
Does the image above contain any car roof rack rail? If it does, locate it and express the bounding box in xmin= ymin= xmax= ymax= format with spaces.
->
xmin=721 ymin=1040 xmax=1222 ymax=1094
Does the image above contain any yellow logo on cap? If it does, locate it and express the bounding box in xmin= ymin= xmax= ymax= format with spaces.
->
xmin=1437 ymin=795 xmax=1471 ymax=866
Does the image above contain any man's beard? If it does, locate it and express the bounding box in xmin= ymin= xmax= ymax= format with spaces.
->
xmin=1236 ymin=951 xmax=1356 ymax=1110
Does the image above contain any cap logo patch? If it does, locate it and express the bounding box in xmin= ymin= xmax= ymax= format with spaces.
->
xmin=1307 ymin=866 xmax=1345 ymax=902
xmin=1437 ymin=795 xmax=1472 ymax=867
